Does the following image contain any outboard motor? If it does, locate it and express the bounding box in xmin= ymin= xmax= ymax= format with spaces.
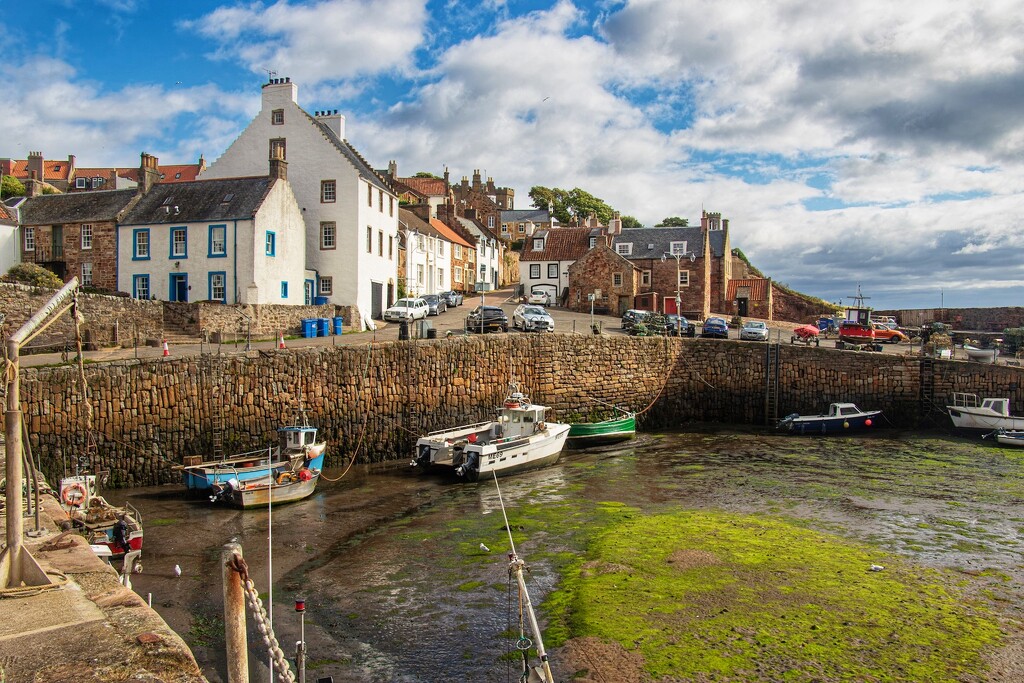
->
xmin=456 ymin=452 xmax=479 ymax=479
xmin=412 ymin=444 xmax=433 ymax=468
xmin=777 ymin=413 xmax=799 ymax=429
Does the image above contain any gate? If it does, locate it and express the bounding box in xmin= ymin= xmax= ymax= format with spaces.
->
xmin=371 ymin=282 xmax=384 ymax=319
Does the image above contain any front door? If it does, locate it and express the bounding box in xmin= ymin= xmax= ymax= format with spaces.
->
xmin=170 ymin=274 xmax=188 ymax=302
xmin=304 ymin=280 xmax=314 ymax=305
xmin=371 ymin=282 xmax=383 ymax=319
xmin=738 ymin=297 xmax=749 ymax=316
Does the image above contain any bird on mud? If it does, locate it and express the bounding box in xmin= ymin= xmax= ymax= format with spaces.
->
xmin=479 ymin=543 xmax=490 ymax=552
xmin=869 ymin=564 xmax=885 ymax=572
xmin=174 ymin=564 xmax=182 ymax=577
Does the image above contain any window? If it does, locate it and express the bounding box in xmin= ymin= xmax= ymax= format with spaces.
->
xmin=266 ymin=231 xmax=276 ymax=256
xmin=438 ymin=268 xmax=445 ymax=288
xmin=208 ymin=225 xmax=226 ymax=257
xmin=170 ymin=227 xmax=186 ymax=258
xmin=133 ymin=229 xmax=151 ymax=260
xmin=438 ymin=241 xmax=445 ymax=256
xmin=529 ymin=264 xmax=541 ymax=279
xmin=133 ymin=274 xmax=150 ymax=300
xmin=670 ymin=241 xmax=688 ymax=255
xmin=389 ymin=235 xmax=394 ymax=259
xmin=271 ymin=109 xmax=284 ymax=125
xmin=454 ymin=268 xmax=462 ymax=283
xmin=454 ymin=244 xmax=462 ymax=259
xmin=379 ymin=189 xmax=383 ymax=212
xmin=281 ymin=281 xmax=288 ymax=298
xmin=518 ymin=223 xmax=525 ymax=233
xmin=92 ymin=177 xmax=104 ymax=188
xmin=389 ymin=196 xmax=394 ymax=217
xmin=501 ymin=224 xmax=509 ymax=234
xmin=547 ymin=264 xmax=558 ymax=278
xmin=319 ymin=276 xmax=333 ymax=295
xmin=320 ymin=222 xmax=336 ymax=249
xmin=642 ymin=270 xmax=651 ymax=286
xmin=487 ymin=215 xmax=494 ymax=228
xmin=81 ymin=224 xmax=93 ymax=250
xmin=270 ymin=138 xmax=286 ymax=160
xmin=76 ymin=177 xmax=86 ymax=189
xmin=533 ymin=238 xmax=544 ymax=251
xmin=479 ymin=242 xmax=486 ymax=259
xmin=81 ymin=262 xmax=93 ymax=286
xmin=378 ymin=230 xmax=384 ymax=256
xmin=679 ymin=271 xmax=690 ymax=287
xmin=613 ymin=273 xmax=623 ymax=287
xmin=321 ymin=180 xmax=336 ymax=203
xmin=367 ymin=182 xmax=372 ymax=206
xmin=209 ymin=272 xmax=226 ymax=302
xmin=416 ymin=264 xmax=424 ymax=286
xmin=24 ymin=227 xmax=34 ymax=251
xmin=615 ymin=243 xmax=633 ymax=256
xmin=366 ymin=226 xmax=372 ymax=253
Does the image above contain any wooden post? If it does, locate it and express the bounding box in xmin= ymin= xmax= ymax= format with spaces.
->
xmin=222 ymin=543 xmax=248 ymax=683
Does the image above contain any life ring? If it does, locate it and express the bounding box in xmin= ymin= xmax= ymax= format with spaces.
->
xmin=62 ymin=482 xmax=88 ymax=507
xmin=504 ymin=401 xmax=520 ymax=409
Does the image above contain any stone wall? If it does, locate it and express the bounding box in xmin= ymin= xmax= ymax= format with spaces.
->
xmin=164 ymin=300 xmax=348 ymax=337
xmin=874 ymin=307 xmax=1024 ymax=332
xmin=17 ymin=335 xmax=1024 ymax=488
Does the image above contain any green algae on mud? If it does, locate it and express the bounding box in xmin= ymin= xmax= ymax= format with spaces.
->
xmin=545 ymin=508 xmax=1002 ymax=682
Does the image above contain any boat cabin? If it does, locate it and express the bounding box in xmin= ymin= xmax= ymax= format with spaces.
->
xmin=826 ymin=403 xmax=866 ymax=417
xmin=950 ymin=393 xmax=1010 ymax=416
xmin=498 ymin=392 xmax=548 ymax=440
xmin=279 ymin=425 xmax=319 ymax=452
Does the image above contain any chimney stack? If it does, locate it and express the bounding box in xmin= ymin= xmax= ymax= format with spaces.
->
xmin=139 ymin=152 xmax=160 ymax=195
xmin=27 ymin=151 xmax=43 ymax=183
xmin=269 ymin=151 xmax=288 ymax=181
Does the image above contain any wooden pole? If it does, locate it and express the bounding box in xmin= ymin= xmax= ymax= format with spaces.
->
xmin=222 ymin=543 xmax=248 ymax=683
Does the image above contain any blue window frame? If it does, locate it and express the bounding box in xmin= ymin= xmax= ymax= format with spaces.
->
xmin=209 ymin=271 xmax=227 ymax=303
xmin=208 ymin=224 xmax=227 ymax=258
xmin=170 ymin=227 xmax=188 ymax=258
xmin=132 ymin=228 xmax=151 ymax=260
xmin=281 ymin=281 xmax=288 ymax=299
xmin=265 ymin=231 xmax=276 ymax=257
xmin=132 ymin=274 xmax=150 ymax=300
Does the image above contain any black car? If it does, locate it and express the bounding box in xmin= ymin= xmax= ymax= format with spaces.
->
xmin=665 ymin=314 xmax=696 ymax=337
xmin=466 ymin=305 xmax=509 ymax=333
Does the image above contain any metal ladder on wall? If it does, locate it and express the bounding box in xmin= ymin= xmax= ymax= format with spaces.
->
xmin=919 ymin=357 xmax=941 ymax=421
xmin=764 ymin=342 xmax=781 ymax=425
xmin=205 ymin=354 xmax=226 ymax=459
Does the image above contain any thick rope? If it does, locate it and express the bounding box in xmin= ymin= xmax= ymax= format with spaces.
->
xmin=319 ymin=340 xmax=375 ymax=482
xmin=228 ymin=554 xmax=296 ymax=683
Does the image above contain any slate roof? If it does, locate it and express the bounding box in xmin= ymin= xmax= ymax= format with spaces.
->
xmin=120 ymin=177 xmax=275 ymax=226
xmin=501 ymin=209 xmax=550 ymax=224
xmin=519 ymin=226 xmax=593 ymax=261
xmin=19 ymin=189 xmax=138 ymax=225
xmin=303 ymin=112 xmax=393 ymax=195
xmin=611 ymin=227 xmax=726 ymax=260
xmin=398 ymin=209 xmax=443 ymax=240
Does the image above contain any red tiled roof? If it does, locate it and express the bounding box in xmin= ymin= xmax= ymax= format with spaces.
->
xmin=4 ymin=159 xmax=72 ymax=181
xmin=519 ymin=227 xmax=593 ymax=261
xmin=430 ymin=218 xmax=473 ymax=248
xmin=726 ymin=278 xmax=771 ymax=301
xmin=117 ymin=163 xmax=203 ymax=183
xmin=399 ymin=176 xmax=447 ymax=196
xmin=0 ymin=202 xmax=15 ymax=223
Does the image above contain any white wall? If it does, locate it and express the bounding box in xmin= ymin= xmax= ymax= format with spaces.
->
xmin=0 ymin=223 xmax=18 ymax=274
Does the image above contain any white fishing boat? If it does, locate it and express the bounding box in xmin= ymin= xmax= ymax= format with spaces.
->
xmin=963 ymin=345 xmax=999 ymax=364
xmin=947 ymin=393 xmax=1024 ymax=431
xmin=411 ymin=384 xmax=570 ymax=481
xmin=983 ymin=429 xmax=1024 ymax=447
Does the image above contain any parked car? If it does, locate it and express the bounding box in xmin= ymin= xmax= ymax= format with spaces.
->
xmin=740 ymin=320 xmax=769 ymax=341
xmin=527 ymin=291 xmax=552 ymax=306
xmin=871 ymin=323 xmax=909 ymax=344
xmin=441 ymin=290 xmax=464 ymax=307
xmin=664 ymin=314 xmax=696 ymax=337
xmin=512 ymin=304 xmax=554 ymax=332
xmin=422 ymin=294 xmax=447 ymax=316
xmin=702 ymin=316 xmax=730 ymax=339
xmin=466 ymin=305 xmax=509 ymax=333
xmin=621 ymin=309 xmax=652 ymax=332
xmin=383 ymin=297 xmax=429 ymax=322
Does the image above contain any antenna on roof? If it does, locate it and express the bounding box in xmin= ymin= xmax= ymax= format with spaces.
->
xmin=264 ymin=68 xmax=278 ymax=81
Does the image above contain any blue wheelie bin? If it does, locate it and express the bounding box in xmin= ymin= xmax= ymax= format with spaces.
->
xmin=302 ymin=319 xmax=317 ymax=338
xmin=333 ymin=316 xmax=344 ymax=335
xmin=318 ymin=318 xmax=330 ymax=337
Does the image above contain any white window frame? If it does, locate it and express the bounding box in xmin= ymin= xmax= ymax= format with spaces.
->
xmin=529 ymin=264 xmax=541 ymax=279
xmin=547 ymin=264 xmax=558 ymax=278
xmin=613 ymin=272 xmax=623 ymax=287
xmin=76 ymin=177 xmax=87 ymax=189
xmin=321 ymin=222 xmax=336 ymax=249
xmin=642 ymin=270 xmax=651 ymax=286
xmin=616 ymin=243 xmax=633 ymax=256
xmin=670 ymin=241 xmax=688 ymax=256
xmin=454 ymin=244 xmax=462 ymax=259
xmin=533 ymin=238 xmax=543 ymax=251
xmin=679 ymin=271 xmax=690 ymax=287
xmin=81 ymin=262 xmax=93 ymax=285
xmin=81 ymin=224 xmax=93 ymax=250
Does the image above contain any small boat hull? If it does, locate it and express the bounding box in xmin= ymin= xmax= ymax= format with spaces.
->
xmin=567 ymin=414 xmax=636 ymax=447
xmin=778 ymin=404 xmax=882 ymax=435
xmin=226 ymin=472 xmax=320 ymax=508
xmin=947 ymin=395 xmax=1024 ymax=431
xmin=964 ymin=346 xmax=999 ymax=364
xmin=994 ymin=430 xmax=1024 ymax=447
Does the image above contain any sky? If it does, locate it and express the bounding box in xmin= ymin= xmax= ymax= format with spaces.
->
xmin=3 ymin=0 xmax=1023 ymax=311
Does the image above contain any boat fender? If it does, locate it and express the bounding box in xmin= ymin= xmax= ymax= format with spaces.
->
xmin=61 ymin=481 xmax=88 ymax=507
xmin=298 ymin=469 xmax=313 ymax=482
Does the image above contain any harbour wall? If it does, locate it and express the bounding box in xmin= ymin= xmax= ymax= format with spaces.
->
xmin=19 ymin=335 xmax=1024 ymax=487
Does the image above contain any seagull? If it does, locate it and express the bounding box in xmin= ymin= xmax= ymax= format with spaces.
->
xmin=542 ymin=96 xmax=550 ymax=101
xmin=479 ymin=543 xmax=490 ymax=552
xmin=174 ymin=564 xmax=182 ymax=577
xmin=869 ymin=564 xmax=884 ymax=572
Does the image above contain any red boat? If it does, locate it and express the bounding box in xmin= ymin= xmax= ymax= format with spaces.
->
xmin=60 ymin=475 xmax=144 ymax=560
xmin=838 ymin=288 xmax=876 ymax=345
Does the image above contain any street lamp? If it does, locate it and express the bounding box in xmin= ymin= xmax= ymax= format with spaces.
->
xmin=662 ymin=251 xmax=696 ymax=334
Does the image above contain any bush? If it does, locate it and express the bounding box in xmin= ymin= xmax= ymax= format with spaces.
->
xmin=4 ymin=263 xmax=63 ymax=288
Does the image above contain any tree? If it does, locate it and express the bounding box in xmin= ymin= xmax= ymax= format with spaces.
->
xmin=413 ymin=171 xmax=440 ymax=179
xmin=4 ymin=263 xmax=63 ymax=288
xmin=620 ymin=215 xmax=643 ymax=230
xmin=528 ymin=186 xmax=615 ymax=225
xmin=655 ymin=217 xmax=689 ymax=227
xmin=1 ymin=175 xmax=25 ymax=199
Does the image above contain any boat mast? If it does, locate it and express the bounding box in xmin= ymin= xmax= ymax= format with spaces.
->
xmin=493 ymin=473 xmax=554 ymax=683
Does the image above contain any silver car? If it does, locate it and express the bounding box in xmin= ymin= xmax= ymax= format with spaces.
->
xmin=512 ymin=304 xmax=554 ymax=332
xmin=441 ymin=290 xmax=464 ymax=307
xmin=740 ymin=320 xmax=769 ymax=341
xmin=422 ymin=294 xmax=447 ymax=315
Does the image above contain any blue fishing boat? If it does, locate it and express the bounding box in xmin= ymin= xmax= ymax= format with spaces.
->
xmin=777 ymin=403 xmax=882 ymax=435
xmin=180 ymin=424 xmax=326 ymax=493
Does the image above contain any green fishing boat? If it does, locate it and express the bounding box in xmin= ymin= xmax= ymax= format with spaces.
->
xmin=566 ymin=412 xmax=636 ymax=446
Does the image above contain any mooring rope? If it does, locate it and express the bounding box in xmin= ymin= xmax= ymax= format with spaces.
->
xmin=319 ymin=340 xmax=375 ymax=482
xmin=228 ymin=553 xmax=296 ymax=683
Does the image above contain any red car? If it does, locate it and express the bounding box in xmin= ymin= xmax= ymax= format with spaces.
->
xmin=871 ymin=323 xmax=909 ymax=344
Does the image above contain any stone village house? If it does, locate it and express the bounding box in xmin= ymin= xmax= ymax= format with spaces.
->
xmin=200 ymin=77 xmax=399 ymax=328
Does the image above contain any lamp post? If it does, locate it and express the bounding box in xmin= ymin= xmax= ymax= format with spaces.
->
xmin=662 ymin=251 xmax=696 ymax=335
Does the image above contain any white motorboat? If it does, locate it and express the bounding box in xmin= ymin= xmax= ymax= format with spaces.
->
xmin=963 ymin=345 xmax=999 ymax=364
xmin=947 ymin=393 xmax=1024 ymax=431
xmin=411 ymin=384 xmax=570 ymax=481
xmin=983 ymin=429 xmax=1024 ymax=447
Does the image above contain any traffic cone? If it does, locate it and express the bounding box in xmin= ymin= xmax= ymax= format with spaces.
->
xmin=162 ymin=339 xmax=170 ymax=357
xmin=278 ymin=331 xmax=286 ymax=349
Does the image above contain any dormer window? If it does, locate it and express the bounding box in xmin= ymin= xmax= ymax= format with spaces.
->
xmin=589 ymin=237 xmax=597 ymax=248
xmin=76 ymin=177 xmax=86 ymax=189
xmin=533 ymin=238 xmax=544 ymax=251
xmin=670 ymin=241 xmax=688 ymax=255
xmin=616 ymin=243 xmax=633 ymax=256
